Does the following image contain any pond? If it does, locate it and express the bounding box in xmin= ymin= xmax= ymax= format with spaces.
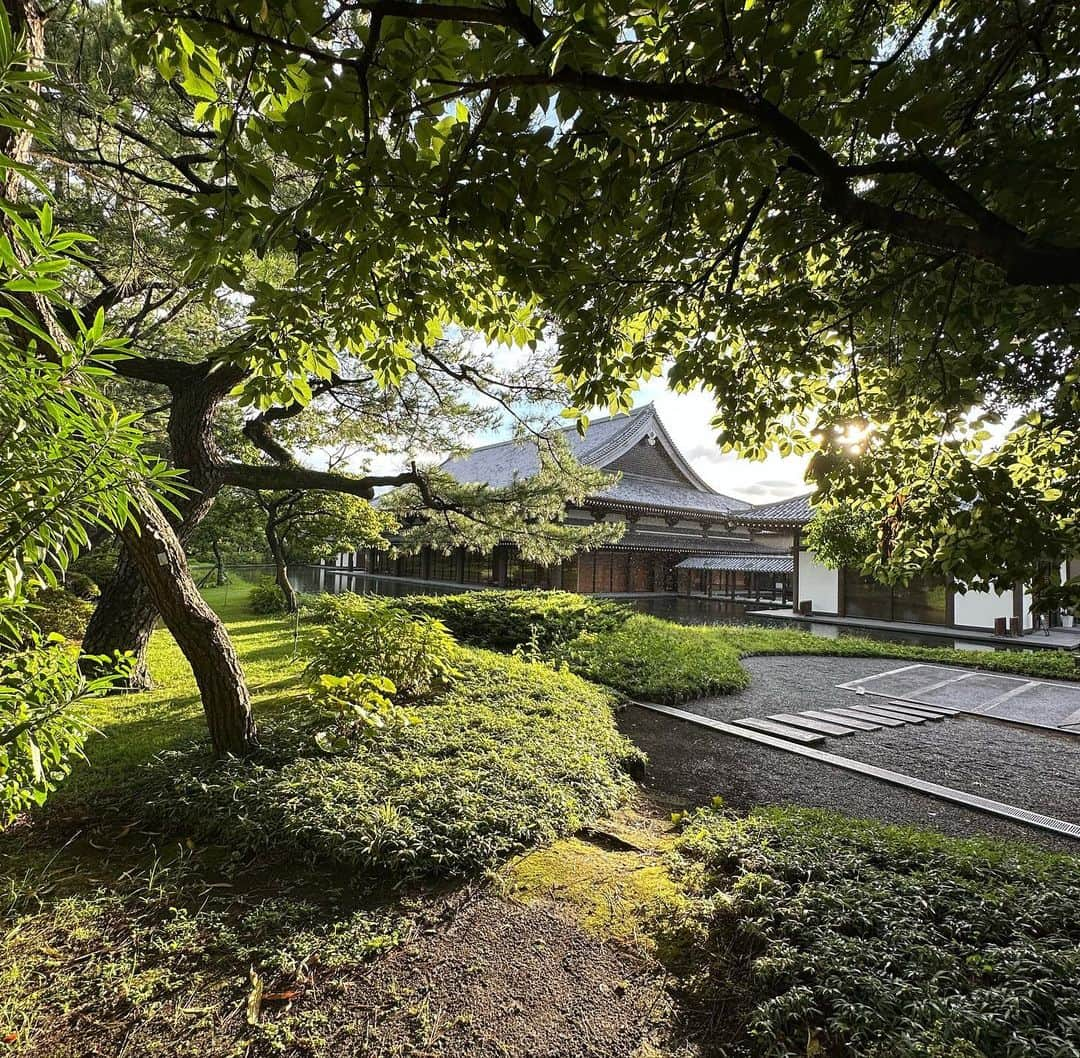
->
xmin=236 ymin=565 xmax=1023 ymax=652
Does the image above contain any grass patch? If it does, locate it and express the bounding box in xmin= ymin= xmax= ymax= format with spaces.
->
xmin=0 ymin=851 xmax=404 ymax=1057
xmin=558 ymin=614 xmax=1077 ymax=704
xmin=51 ymin=579 xmax=307 ymax=812
xmin=661 ymin=805 xmax=1080 ymax=1057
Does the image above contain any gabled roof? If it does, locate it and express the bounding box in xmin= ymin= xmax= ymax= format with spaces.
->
xmin=736 ymin=493 xmax=814 ymax=526
xmin=439 ymin=403 xmax=750 ymax=514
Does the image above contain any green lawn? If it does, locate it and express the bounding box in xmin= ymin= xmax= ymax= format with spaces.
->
xmin=53 ymin=581 xmax=308 ymax=811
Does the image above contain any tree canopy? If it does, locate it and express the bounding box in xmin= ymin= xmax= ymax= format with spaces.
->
xmin=128 ymin=0 xmax=1077 ymax=604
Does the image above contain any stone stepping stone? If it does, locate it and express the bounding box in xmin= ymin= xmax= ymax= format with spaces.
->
xmin=863 ymin=702 xmax=944 ymax=722
xmin=827 ymin=707 xmax=904 ymax=727
xmin=768 ymin=713 xmax=858 ymax=737
xmin=845 ymin=704 xmax=928 ymax=724
xmin=886 ymin=699 xmax=959 ymax=716
xmin=804 ymin=709 xmax=882 ymax=731
xmin=731 ymin=717 xmax=825 ymax=744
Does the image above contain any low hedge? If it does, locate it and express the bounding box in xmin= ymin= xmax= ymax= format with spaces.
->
xmin=393 ymin=589 xmax=631 ymax=652
xmin=558 ymin=614 xmax=749 ymax=702
xmin=664 ymin=806 xmax=1080 ymax=1058
xmin=141 ymin=647 xmax=641 ymax=880
xmin=27 ymin=589 xmax=95 ymax=641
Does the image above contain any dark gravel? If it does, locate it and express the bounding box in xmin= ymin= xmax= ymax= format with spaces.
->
xmin=619 ymin=655 xmax=1080 ymax=854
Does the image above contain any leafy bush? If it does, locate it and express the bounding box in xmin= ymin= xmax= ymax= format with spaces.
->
xmin=305 ymin=596 xmax=460 ymax=699
xmin=664 ymin=806 xmax=1080 ymax=1058
xmin=310 ymin=672 xmax=414 ymax=752
xmin=559 ymin=614 xmax=749 ymax=702
xmin=395 ymin=589 xmax=631 ymax=652
xmin=27 ymin=588 xmax=95 ymax=641
xmin=248 ymin=576 xmax=286 ymax=614
xmin=142 ymin=649 xmax=640 ymax=879
xmin=0 ymin=639 xmax=130 ymax=820
xmin=62 ymin=571 xmax=100 ymax=600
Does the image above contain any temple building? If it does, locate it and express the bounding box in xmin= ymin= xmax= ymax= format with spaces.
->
xmin=335 ymin=403 xmax=798 ymax=603
xmin=327 ymin=402 xmax=1078 ymax=642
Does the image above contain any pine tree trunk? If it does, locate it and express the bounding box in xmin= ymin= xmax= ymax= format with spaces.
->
xmin=121 ymin=485 xmax=257 ymax=756
xmin=81 ymin=550 xmax=157 ymax=688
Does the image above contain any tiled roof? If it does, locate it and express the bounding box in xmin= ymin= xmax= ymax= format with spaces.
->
xmin=604 ymin=530 xmax=791 ymax=555
xmin=737 ymin=493 xmax=814 ymax=526
xmin=440 ymin=403 xmax=749 ymax=514
xmin=676 ymin=554 xmax=794 ymax=573
xmin=591 ymin=474 xmax=748 ymax=515
xmin=439 ymin=405 xmax=655 ymax=488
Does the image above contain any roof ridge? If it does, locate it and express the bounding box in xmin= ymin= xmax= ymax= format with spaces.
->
xmin=438 ymin=404 xmax=654 ymax=466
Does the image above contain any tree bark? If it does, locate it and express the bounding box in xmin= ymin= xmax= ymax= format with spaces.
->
xmin=120 ymin=484 xmax=257 ymax=756
xmin=81 ymin=548 xmax=158 ymax=688
xmin=264 ymin=509 xmax=298 ymax=613
xmin=212 ymin=539 xmax=227 ymax=586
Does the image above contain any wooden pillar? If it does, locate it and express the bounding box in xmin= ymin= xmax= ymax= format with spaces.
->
xmin=791 ymin=528 xmax=801 ymax=609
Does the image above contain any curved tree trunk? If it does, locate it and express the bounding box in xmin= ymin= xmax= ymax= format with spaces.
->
xmin=81 ymin=549 xmax=158 ymax=688
xmin=120 ymin=485 xmax=256 ymax=756
xmin=212 ymin=539 xmax=227 ymax=586
xmin=265 ymin=514 xmax=298 ymax=613
xmin=83 ymin=366 xmax=235 ymax=681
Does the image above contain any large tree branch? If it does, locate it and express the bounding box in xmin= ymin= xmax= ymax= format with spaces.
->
xmin=428 ymin=68 xmax=1080 ymax=285
xmin=217 ymin=461 xmax=425 ymax=499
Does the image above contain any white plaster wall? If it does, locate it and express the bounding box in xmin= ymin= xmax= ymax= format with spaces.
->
xmin=952 ymin=588 xmax=1013 ymax=630
xmin=798 ymin=549 xmax=839 ymax=613
xmin=1022 ymin=585 xmax=1034 ymax=630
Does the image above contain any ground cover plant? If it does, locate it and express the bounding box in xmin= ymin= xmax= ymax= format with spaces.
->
xmin=141 ymin=647 xmax=639 ymax=879
xmin=663 ymin=806 xmax=1080 ymax=1058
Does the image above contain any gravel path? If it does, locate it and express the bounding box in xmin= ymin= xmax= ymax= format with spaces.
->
xmin=619 ymin=655 xmax=1080 ymax=853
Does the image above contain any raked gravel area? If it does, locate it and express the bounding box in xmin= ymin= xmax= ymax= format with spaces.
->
xmin=619 ymin=654 xmax=1080 ymax=854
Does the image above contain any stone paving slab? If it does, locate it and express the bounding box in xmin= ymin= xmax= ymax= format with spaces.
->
xmin=806 ymin=709 xmax=882 ymax=731
xmin=769 ymin=713 xmax=858 ymax=736
xmin=731 ymin=717 xmax=825 ymax=743
xmin=844 ymin=663 xmax=1080 ymax=729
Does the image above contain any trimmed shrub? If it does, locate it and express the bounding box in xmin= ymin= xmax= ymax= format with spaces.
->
xmin=558 ymin=614 xmax=749 ymax=702
xmin=28 ymin=589 xmax=95 ymax=641
xmin=394 ymin=589 xmax=631 ymax=652
xmin=62 ymin=571 xmax=100 ymax=600
xmin=664 ymin=806 xmax=1080 ymax=1057
xmin=305 ymin=596 xmax=459 ymax=699
xmin=248 ymin=576 xmax=287 ymax=614
xmin=142 ymin=649 xmax=640 ymax=879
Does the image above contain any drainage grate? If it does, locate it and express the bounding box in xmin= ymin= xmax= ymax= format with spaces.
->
xmin=633 ymin=700 xmax=1080 ymax=841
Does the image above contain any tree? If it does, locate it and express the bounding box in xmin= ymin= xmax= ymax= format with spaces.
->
xmin=186 ymin=487 xmax=264 ymax=586
xmin=257 ymin=490 xmax=394 ymax=612
xmin=28 ymin=2 xmax=612 ymax=729
xmin=133 ymin=0 xmax=1079 ymax=606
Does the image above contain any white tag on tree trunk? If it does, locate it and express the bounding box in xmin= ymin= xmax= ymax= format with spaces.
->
xmin=158 ymin=552 xmax=169 ymax=566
